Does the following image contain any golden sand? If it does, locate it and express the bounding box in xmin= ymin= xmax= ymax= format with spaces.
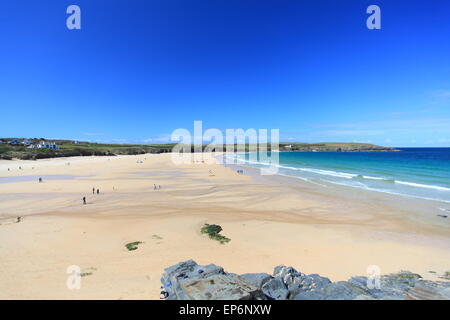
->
xmin=0 ymin=153 xmax=449 ymax=299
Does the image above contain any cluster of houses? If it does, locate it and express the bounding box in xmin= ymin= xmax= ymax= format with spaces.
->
xmin=28 ymin=141 xmax=59 ymax=150
xmin=1 ymin=139 xmax=59 ymax=150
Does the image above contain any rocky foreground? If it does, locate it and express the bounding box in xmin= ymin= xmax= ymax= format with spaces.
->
xmin=161 ymin=260 xmax=450 ymax=300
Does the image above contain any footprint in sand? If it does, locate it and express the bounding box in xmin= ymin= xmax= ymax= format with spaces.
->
xmin=151 ymin=234 xmax=163 ymax=244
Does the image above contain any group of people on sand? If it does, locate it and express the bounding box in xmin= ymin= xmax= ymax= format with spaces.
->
xmin=83 ymin=187 xmax=101 ymax=205
xmin=8 ymin=166 xmax=35 ymax=171
xmin=83 ymin=184 xmax=162 ymax=204
xmin=236 ymin=169 xmax=244 ymax=174
xmin=5 ymin=164 xmax=37 ymax=171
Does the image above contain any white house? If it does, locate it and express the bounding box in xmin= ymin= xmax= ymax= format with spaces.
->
xmin=35 ymin=141 xmax=59 ymax=150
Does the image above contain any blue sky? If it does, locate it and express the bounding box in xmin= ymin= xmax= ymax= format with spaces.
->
xmin=0 ymin=0 xmax=449 ymax=147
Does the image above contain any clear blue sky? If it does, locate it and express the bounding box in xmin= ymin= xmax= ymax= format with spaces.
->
xmin=1 ymin=0 xmax=449 ymax=147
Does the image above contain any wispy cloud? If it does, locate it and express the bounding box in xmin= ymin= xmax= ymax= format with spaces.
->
xmin=308 ymin=118 xmax=450 ymax=134
xmin=430 ymin=89 xmax=450 ymax=104
xmin=280 ymin=117 xmax=450 ymax=146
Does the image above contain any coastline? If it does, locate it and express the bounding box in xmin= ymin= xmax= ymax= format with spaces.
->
xmin=0 ymin=153 xmax=449 ymax=299
xmin=227 ymin=160 xmax=450 ymax=236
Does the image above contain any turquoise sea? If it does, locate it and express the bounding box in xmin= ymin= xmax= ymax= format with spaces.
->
xmin=228 ymin=148 xmax=450 ymax=206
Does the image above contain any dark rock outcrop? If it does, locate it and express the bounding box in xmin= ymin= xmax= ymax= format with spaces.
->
xmin=160 ymin=260 xmax=266 ymax=300
xmin=161 ymin=260 xmax=450 ymax=300
xmin=261 ymin=277 xmax=289 ymax=300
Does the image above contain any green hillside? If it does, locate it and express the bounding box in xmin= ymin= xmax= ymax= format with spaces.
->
xmin=0 ymin=138 xmax=398 ymax=160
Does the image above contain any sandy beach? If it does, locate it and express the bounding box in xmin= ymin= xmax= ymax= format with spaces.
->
xmin=0 ymin=153 xmax=449 ymax=300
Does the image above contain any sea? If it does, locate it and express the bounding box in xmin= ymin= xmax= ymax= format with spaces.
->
xmin=225 ymin=148 xmax=450 ymax=209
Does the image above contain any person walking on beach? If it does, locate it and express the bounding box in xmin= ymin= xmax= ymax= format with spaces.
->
xmin=97 ymin=189 xmax=100 ymax=195
xmin=83 ymin=197 xmax=86 ymax=205
xmin=154 ymin=184 xmax=157 ymax=190
xmin=92 ymin=187 xmax=95 ymax=194
xmin=38 ymin=177 xmax=42 ymax=183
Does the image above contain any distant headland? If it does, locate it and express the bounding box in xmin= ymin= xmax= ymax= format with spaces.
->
xmin=0 ymin=138 xmax=398 ymax=160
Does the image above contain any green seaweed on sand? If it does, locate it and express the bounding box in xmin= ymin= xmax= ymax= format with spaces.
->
xmin=125 ymin=241 xmax=143 ymax=251
xmin=201 ymin=224 xmax=230 ymax=244
xmin=79 ymin=267 xmax=96 ymax=277
xmin=80 ymin=272 xmax=93 ymax=277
